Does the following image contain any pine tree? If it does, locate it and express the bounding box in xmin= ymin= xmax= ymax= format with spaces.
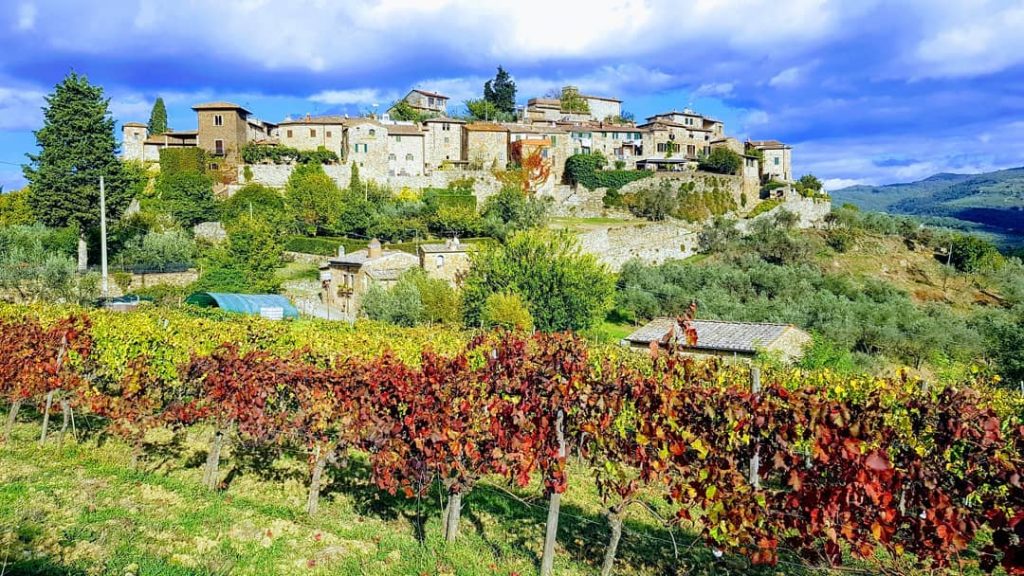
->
xmin=23 ymin=72 xmax=134 ymax=270
xmin=148 ymin=97 xmax=168 ymax=134
xmin=483 ymin=66 xmax=517 ymax=117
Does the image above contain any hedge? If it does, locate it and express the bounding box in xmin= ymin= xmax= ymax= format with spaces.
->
xmin=159 ymin=148 xmax=207 ymax=175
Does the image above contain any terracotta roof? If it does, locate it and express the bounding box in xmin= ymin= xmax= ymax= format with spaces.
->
xmin=411 ymin=89 xmax=449 ymax=100
xmin=527 ymin=98 xmax=561 ymax=108
xmin=748 ymin=140 xmax=790 ymax=149
xmin=624 ymin=318 xmax=806 ymax=354
xmin=385 ymin=124 xmax=425 ymax=136
xmin=122 ymin=122 xmax=147 ymax=128
xmin=192 ymin=102 xmax=251 ymax=114
xmin=327 ymin=249 xmax=414 ymax=267
xmin=582 ymin=94 xmax=622 ymax=103
xmin=343 ymin=117 xmax=384 ymax=127
xmin=464 ymin=122 xmax=509 ymax=133
xmin=639 ymin=120 xmax=712 ymax=132
xmin=277 ymin=115 xmax=347 ymax=126
xmin=423 ymin=117 xmax=466 ymax=124
xmin=506 ymin=124 xmax=567 ymax=134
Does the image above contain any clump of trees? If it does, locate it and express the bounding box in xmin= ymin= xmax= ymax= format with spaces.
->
xmin=462 ymin=230 xmax=613 ymax=332
xmin=697 ymin=147 xmax=742 ymax=175
xmin=360 ymin=268 xmax=461 ymax=326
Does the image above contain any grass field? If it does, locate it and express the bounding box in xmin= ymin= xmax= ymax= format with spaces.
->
xmin=0 ymin=418 xmax=798 ymax=576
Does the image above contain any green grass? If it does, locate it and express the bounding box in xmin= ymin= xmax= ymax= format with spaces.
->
xmin=2 ymin=420 xmax=783 ymax=576
xmin=0 ymin=417 xmax=996 ymax=576
xmin=275 ymin=261 xmax=320 ymax=283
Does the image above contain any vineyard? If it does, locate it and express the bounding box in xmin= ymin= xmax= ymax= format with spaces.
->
xmin=1 ymin=305 xmax=1023 ymax=575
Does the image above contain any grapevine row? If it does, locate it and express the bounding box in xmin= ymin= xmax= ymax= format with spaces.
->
xmin=0 ymin=313 xmax=1021 ymax=575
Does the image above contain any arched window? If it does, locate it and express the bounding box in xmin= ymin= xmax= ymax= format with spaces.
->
xmin=368 ymin=129 xmax=376 ymax=137
xmin=405 ymin=153 xmax=414 ymax=161
xmin=435 ymin=254 xmax=445 ymax=268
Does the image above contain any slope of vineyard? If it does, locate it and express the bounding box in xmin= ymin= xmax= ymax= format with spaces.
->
xmin=1 ymin=306 xmax=1022 ymax=576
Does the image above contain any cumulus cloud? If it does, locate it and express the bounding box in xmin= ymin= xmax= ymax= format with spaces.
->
xmin=17 ymin=2 xmax=36 ymax=30
xmin=0 ymin=85 xmax=45 ymax=130
xmin=910 ymin=0 xmax=1024 ymax=78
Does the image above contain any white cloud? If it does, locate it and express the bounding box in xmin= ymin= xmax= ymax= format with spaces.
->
xmin=910 ymin=0 xmax=1024 ymax=78
xmin=0 ymin=86 xmax=45 ymax=130
xmin=309 ymin=88 xmax=398 ymax=107
xmin=822 ymin=178 xmax=866 ymax=191
xmin=694 ymin=82 xmax=735 ymax=98
xmin=769 ymin=67 xmax=803 ymax=88
xmin=17 ymin=2 xmax=36 ymax=30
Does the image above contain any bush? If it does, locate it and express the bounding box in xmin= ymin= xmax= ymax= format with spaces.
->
xmin=0 ymin=188 xmax=35 ymax=226
xmin=159 ymin=148 xmax=207 ymax=175
xmin=697 ymin=147 xmax=742 ymax=175
xmin=946 ymin=234 xmax=1004 ymax=273
xmin=480 ymin=185 xmax=549 ymax=240
xmin=462 ymin=230 xmax=613 ymax=332
xmin=241 ymin=144 xmax=339 ymax=165
xmin=624 ymin=180 xmax=677 ymax=221
xmin=0 ymin=226 xmax=97 ymax=304
xmin=564 ymin=153 xmax=652 ymax=191
xmin=154 ymin=171 xmax=217 ymax=227
xmin=194 ymin=216 xmax=282 ymax=293
xmin=480 ymin=292 xmax=533 ymax=331
xmin=117 ymin=229 xmax=195 ymax=273
xmin=697 ymin=217 xmax=740 ymax=253
xmin=285 ymin=163 xmax=342 ymax=236
xmin=746 ymin=198 xmax=782 ymax=218
xmin=220 ymin=184 xmax=288 ymax=229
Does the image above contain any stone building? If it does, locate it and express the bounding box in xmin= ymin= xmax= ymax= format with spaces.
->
xmin=393 ymin=89 xmax=449 ymax=116
xmin=121 ymin=122 xmax=148 ymax=161
xmin=385 ymin=123 xmax=426 ymax=177
xmin=623 ymin=318 xmax=811 ymax=363
xmin=507 ymin=124 xmax=571 ymax=181
xmin=524 ymin=89 xmax=622 ymax=122
xmin=422 ymin=117 xmax=465 ymax=170
xmin=274 ymin=115 xmax=346 ymax=154
xmin=638 ymin=118 xmax=713 ymax=166
xmin=418 ymin=238 xmax=475 ymax=287
xmin=463 ymin=123 xmax=510 ymax=169
xmin=343 ymin=119 xmax=389 ymax=180
xmin=192 ymin=102 xmax=257 ymax=163
xmin=319 ymin=239 xmax=419 ymax=320
xmin=748 ymin=140 xmax=793 ymax=182
xmin=563 ymin=123 xmax=644 ymax=163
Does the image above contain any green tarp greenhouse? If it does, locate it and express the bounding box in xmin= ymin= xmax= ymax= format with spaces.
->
xmin=184 ymin=292 xmax=299 ymax=318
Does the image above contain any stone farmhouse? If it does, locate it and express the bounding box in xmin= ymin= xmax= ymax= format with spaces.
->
xmin=122 ymin=87 xmax=793 ymax=188
xmin=318 ymin=237 xmax=474 ymax=320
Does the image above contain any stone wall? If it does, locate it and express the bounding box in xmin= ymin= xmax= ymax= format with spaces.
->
xmin=106 ymin=269 xmax=199 ymax=297
xmin=738 ymin=194 xmax=832 ymax=231
xmin=575 ymin=221 xmax=701 ymax=271
xmin=238 ymin=164 xmax=505 ymax=202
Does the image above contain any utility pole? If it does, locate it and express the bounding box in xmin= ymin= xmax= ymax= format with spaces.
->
xmin=100 ymin=176 xmax=109 ymax=297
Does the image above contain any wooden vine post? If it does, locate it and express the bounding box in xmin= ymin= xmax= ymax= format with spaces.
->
xmin=38 ymin=334 xmax=69 ymax=447
xmin=540 ymin=408 xmax=566 ymax=576
xmin=748 ymin=365 xmax=761 ymax=489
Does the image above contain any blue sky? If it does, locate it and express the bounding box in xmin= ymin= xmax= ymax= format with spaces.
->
xmin=2 ymin=0 xmax=1024 ymax=192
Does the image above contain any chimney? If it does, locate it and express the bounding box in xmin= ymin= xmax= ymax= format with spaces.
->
xmin=368 ymin=238 xmax=382 ymax=259
xmin=337 ymin=245 xmax=346 ymax=257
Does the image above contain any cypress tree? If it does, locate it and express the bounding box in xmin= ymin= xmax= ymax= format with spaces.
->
xmin=23 ymin=72 xmax=134 ymax=270
xmin=483 ymin=66 xmax=517 ymax=117
xmin=148 ymin=96 xmax=168 ymax=134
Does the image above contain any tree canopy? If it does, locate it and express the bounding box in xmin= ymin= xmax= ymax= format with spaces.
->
xmin=483 ymin=66 xmax=516 ymax=116
xmin=148 ymin=97 xmax=168 ymax=135
xmin=461 ymin=230 xmax=613 ymax=332
xmin=24 ymin=72 xmax=134 ymax=238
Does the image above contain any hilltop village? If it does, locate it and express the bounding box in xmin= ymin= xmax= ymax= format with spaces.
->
xmin=122 ymin=86 xmax=793 ymax=191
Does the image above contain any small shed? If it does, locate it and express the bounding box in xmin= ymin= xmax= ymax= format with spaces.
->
xmin=185 ymin=292 xmax=299 ymax=319
xmin=623 ymin=317 xmax=811 ymax=363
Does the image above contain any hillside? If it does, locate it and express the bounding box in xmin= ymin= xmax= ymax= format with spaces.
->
xmin=831 ymin=168 xmax=1024 ymax=245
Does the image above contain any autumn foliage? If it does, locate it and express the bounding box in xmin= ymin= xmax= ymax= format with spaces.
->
xmin=1 ymin=312 xmax=1022 ymax=574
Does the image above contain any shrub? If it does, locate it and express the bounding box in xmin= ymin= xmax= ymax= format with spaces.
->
xmin=461 ymin=230 xmax=614 ymax=332
xmin=623 ymin=180 xmax=677 ymax=221
xmin=0 ymin=188 xmax=35 ymax=226
xmin=746 ymin=198 xmax=782 ymax=218
xmin=159 ymin=148 xmax=207 ymax=175
xmin=480 ymin=185 xmax=548 ymax=240
xmin=946 ymin=234 xmax=1004 ymax=273
xmin=220 ymin=184 xmax=288 ymax=229
xmin=241 ymin=144 xmax=339 ymax=165
xmin=480 ymin=292 xmax=534 ymax=331
xmin=697 ymin=147 xmax=742 ymax=175
xmin=154 ymin=171 xmax=217 ymax=226
xmin=117 ymin=229 xmax=195 ymax=273
xmin=194 ymin=216 xmax=282 ymax=293
xmin=285 ymin=163 xmax=342 ymax=236
xmin=564 ymin=153 xmax=652 ymax=191
xmin=697 ymin=217 xmax=740 ymax=253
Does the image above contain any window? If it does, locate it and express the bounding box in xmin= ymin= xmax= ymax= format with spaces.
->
xmin=368 ymin=129 xmax=376 ymax=137
xmin=214 ymin=140 xmax=224 ymax=155
xmin=326 ymin=130 xmax=332 ymax=138
xmin=687 ymin=144 xmax=696 ymax=155
xmin=133 ymin=132 xmax=140 ymax=141
xmin=444 ymin=137 xmax=449 ymax=144
xmin=442 ymin=123 xmax=450 ymax=131
xmin=354 ymin=143 xmax=368 ymax=153
xmin=310 ymin=129 xmax=316 ymax=137
xmin=214 ymin=115 xmax=223 ymax=126
xmin=774 ymin=157 xmax=780 ymax=165
xmin=395 ymin=135 xmax=401 ymax=142
xmin=286 ymin=129 xmax=293 ymax=138
xmin=405 ymin=153 xmax=414 ymax=161
xmin=435 ymin=254 xmax=445 ymax=268
xmin=389 ymin=153 xmax=396 ymax=160
xmin=657 ymin=142 xmax=667 ymax=153
xmin=551 ymin=135 xmax=557 ymax=144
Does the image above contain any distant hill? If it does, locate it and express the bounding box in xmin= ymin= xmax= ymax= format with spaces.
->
xmin=831 ymin=167 xmax=1024 ymax=245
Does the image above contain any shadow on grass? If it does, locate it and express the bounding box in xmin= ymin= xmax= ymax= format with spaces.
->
xmin=2 ymin=559 xmax=90 ymax=576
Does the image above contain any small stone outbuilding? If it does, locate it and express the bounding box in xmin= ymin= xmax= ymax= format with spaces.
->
xmin=623 ymin=317 xmax=811 ymax=363
xmin=319 ymin=239 xmax=418 ymax=320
